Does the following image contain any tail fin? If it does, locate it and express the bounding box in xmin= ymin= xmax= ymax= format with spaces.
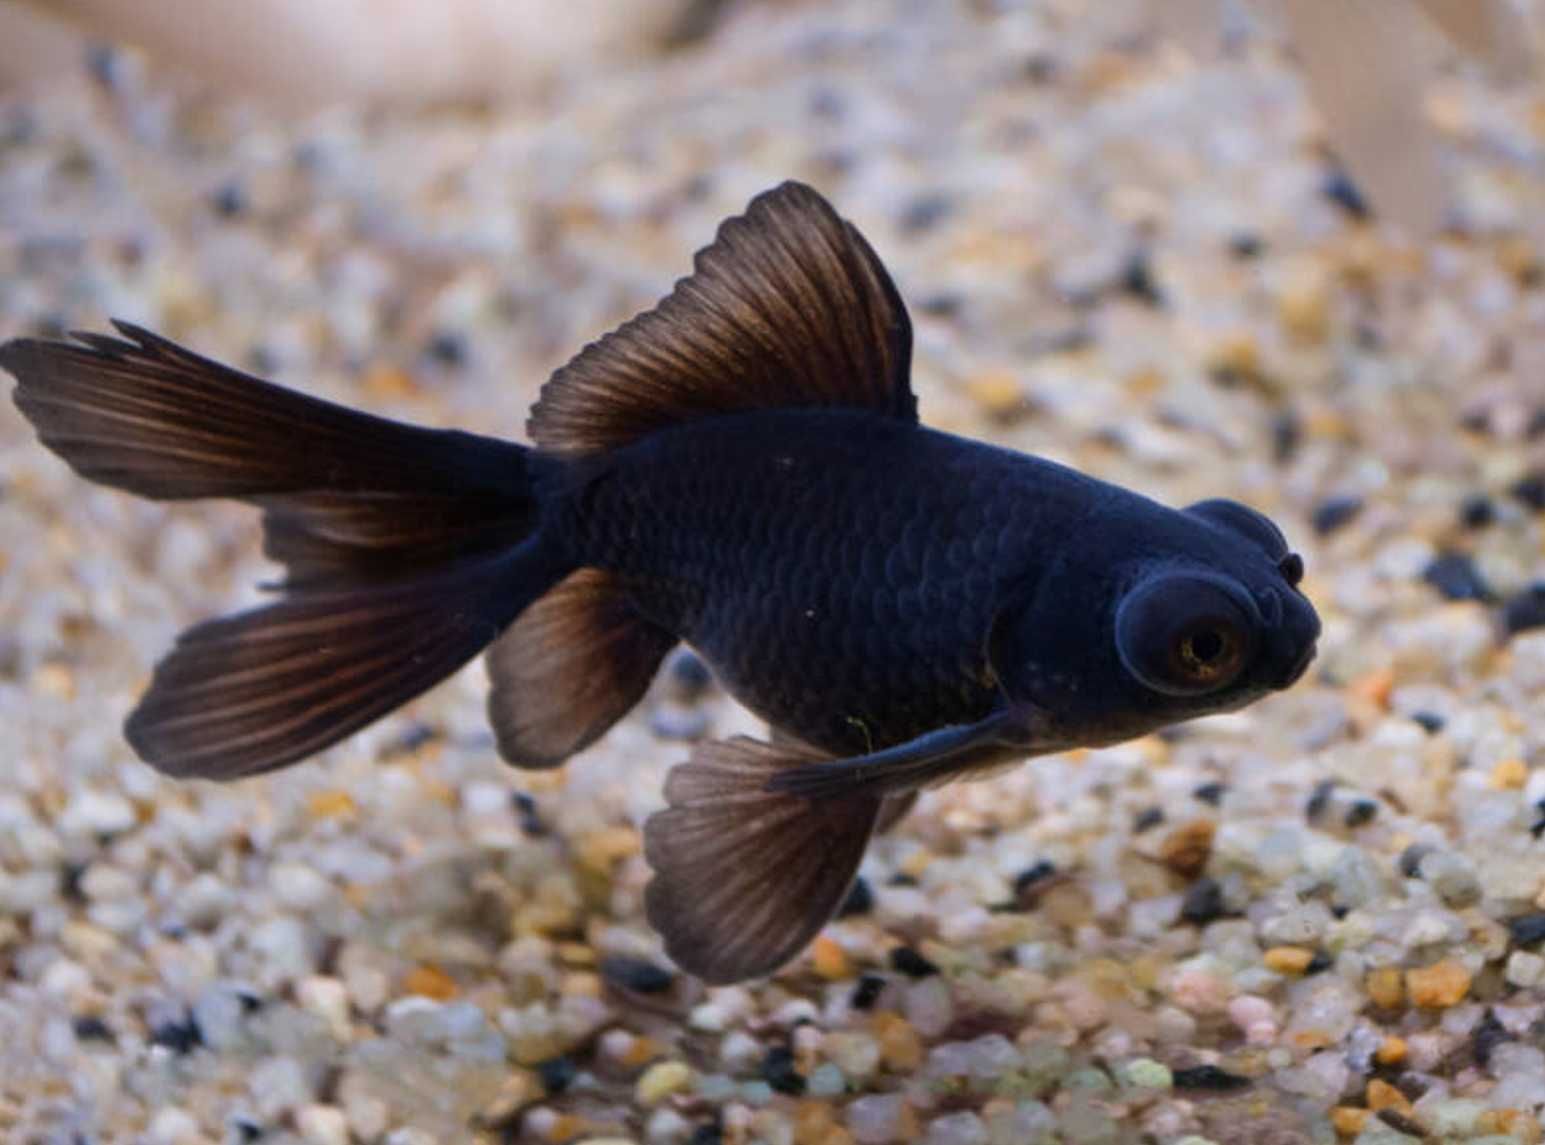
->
xmin=2 ymin=322 xmax=563 ymax=778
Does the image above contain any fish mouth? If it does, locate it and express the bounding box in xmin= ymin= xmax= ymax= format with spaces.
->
xmin=1275 ymin=639 xmax=1317 ymax=689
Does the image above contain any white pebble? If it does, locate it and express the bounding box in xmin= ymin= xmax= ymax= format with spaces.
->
xmin=79 ymin=863 xmax=137 ymax=901
xmin=249 ymin=1055 xmax=312 ymax=1118
xmin=270 ymin=862 xmax=334 ymax=911
xmin=848 ymin=1094 xmax=913 ymax=1144
xmin=248 ymin=916 xmax=317 ymax=987
xmin=179 ymin=873 xmax=234 ymax=928
xmin=1505 ymin=950 xmax=1545 ymax=988
xmin=40 ymin=957 xmax=92 ymax=998
xmin=60 ymin=789 xmax=136 ymax=837
xmin=926 ymin=1111 xmax=988 ymax=1145
xmin=295 ymin=1104 xmax=350 ymax=1145
xmin=297 ymin=976 xmax=352 ymax=1041
xmin=147 ymin=1107 xmax=201 ymax=1144
xmin=905 ymin=976 xmax=954 ymax=1038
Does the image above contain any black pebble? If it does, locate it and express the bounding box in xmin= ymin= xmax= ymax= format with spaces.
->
xmin=1509 ymin=911 xmax=1545 ymax=946
xmin=1377 ymin=1109 xmax=1427 ymax=1139
xmin=837 ymin=876 xmax=874 ymax=918
xmin=1228 ymin=233 xmax=1265 ymax=260
xmin=61 ymin=862 xmax=87 ymax=902
xmin=599 ymin=955 xmax=675 ymax=994
xmin=1023 ymin=53 xmax=1059 ymax=83
xmin=150 ymin=1016 xmax=203 ymax=1055
xmin=1510 ymin=471 xmax=1545 ymax=511
xmin=760 ymin=1045 xmax=806 ymax=1096
xmin=1172 ymin=1064 xmax=1252 ymax=1091
xmin=1502 ymin=585 xmax=1545 ymax=637
xmin=211 ymin=182 xmax=247 ymax=219
xmin=231 ymin=1118 xmax=264 ymax=1143
xmin=1344 ymin=799 xmax=1378 ymax=828
xmin=1422 ymin=552 xmax=1492 ymax=603
xmin=1192 ymin=781 xmax=1227 ymax=807
xmin=1271 ymin=410 xmax=1302 ymax=465
xmin=689 ymin=1123 xmax=724 ymax=1145
xmin=1304 ymin=950 xmax=1332 ymax=975
xmin=382 ymin=722 xmax=440 ymax=758
xmin=1013 ymin=860 xmax=1057 ymax=896
xmin=426 ymin=331 xmax=468 ymax=368
xmin=899 ymin=193 xmax=953 ymax=235
xmin=1306 ymin=778 xmax=1337 ymax=821
xmin=850 ymin=974 xmax=886 ymax=1011
xmin=537 ymin=1055 xmax=577 ymax=1096
xmin=1528 ymin=407 xmax=1545 ymax=438
xmin=236 ymin=988 xmax=264 ymax=1014
xmin=1180 ymin=877 xmax=1227 ymax=925
xmin=889 ymin=946 xmax=939 ymax=979
xmin=512 ymin=791 xmax=546 ymax=837
xmin=1132 ymin=805 xmax=1165 ymax=833
xmin=1120 ymin=251 xmax=1165 ymax=307
xmin=1398 ymin=843 xmax=1435 ymax=879
xmin=1411 ymin=711 xmax=1446 ymax=734
xmin=1470 ymin=1008 xmax=1510 ymax=1069
xmin=1321 ymin=169 xmax=1370 ymax=219
xmin=72 ymin=1015 xmax=114 ymax=1043
xmin=1459 ymin=494 xmax=1496 ymax=529
xmin=1311 ymin=495 xmax=1364 ymax=537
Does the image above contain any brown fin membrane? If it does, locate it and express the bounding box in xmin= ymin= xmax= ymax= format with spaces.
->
xmin=486 ymin=567 xmax=676 ymax=768
xmin=528 ymin=180 xmax=915 ymax=458
xmin=875 ymin=792 xmax=918 ymax=834
xmin=1 ymin=322 xmax=535 ymax=588
xmin=644 ymin=737 xmax=881 ymax=984
xmin=126 ymin=547 xmax=548 ymax=780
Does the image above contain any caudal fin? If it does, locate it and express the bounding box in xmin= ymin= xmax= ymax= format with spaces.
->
xmin=2 ymin=323 xmax=563 ymax=777
xmin=644 ymin=737 xmax=881 ymax=984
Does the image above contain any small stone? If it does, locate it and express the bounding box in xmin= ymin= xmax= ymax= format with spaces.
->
xmin=148 ymin=1108 xmax=202 ymax=1144
xmin=250 ymin=1056 xmax=311 ymax=1119
xmin=760 ymin=1046 xmax=804 ymax=1096
xmin=1158 ymin=820 xmax=1215 ymax=878
xmin=601 ymin=955 xmax=675 ymax=994
xmin=296 ymin=977 xmax=351 ymax=1041
xmin=889 ymin=946 xmax=938 ymax=978
xmin=847 ymin=1094 xmax=917 ymax=1144
xmin=825 ymin=1031 xmax=881 ymax=1079
xmin=1490 ymin=758 xmax=1529 ymax=789
xmin=1180 ymin=877 xmax=1226 ymax=925
xmin=1365 ymin=1079 xmax=1412 ymax=1115
xmin=1192 ymin=781 xmax=1227 ymax=806
xmin=1420 ymin=851 xmax=1481 ymax=907
xmin=636 ymin=1060 xmax=694 ymax=1106
xmin=837 ymin=876 xmax=874 ymax=918
xmin=925 ymin=1112 xmax=988 ymax=1145
xmin=873 ymin=1013 xmax=923 ymax=1072
xmin=270 ymin=862 xmax=333 ymax=911
xmin=1343 ymin=799 xmax=1378 ymax=827
xmin=72 ymin=1015 xmax=113 ymax=1043
xmin=904 ymin=976 xmax=953 ymax=1038
xmin=1459 ymin=494 xmax=1495 ymax=528
xmin=1263 ymin=946 xmax=1314 ymax=975
xmin=1504 ymin=950 xmax=1545 ymax=987
xmin=1510 ymin=471 xmax=1545 ymax=510
xmin=60 ymin=789 xmax=136 ymax=838
xmin=1515 ymin=912 xmax=1545 ymax=947
xmin=1132 ymin=806 xmax=1164 ymax=832
xmin=806 ymin=1062 xmax=846 ymax=1098
xmin=1406 ymin=960 xmax=1472 ymax=1007
xmin=150 ymin=1015 xmax=202 ymax=1055
xmin=401 ymin=964 xmax=458 ymax=1001
xmin=295 ymin=1105 xmax=350 ymax=1145
xmin=1322 ymin=168 xmax=1370 ymax=217
xmin=1470 ymin=1008 xmax=1510 ymax=1068
xmin=1501 ymin=585 xmax=1545 ymax=635
xmin=1422 ymin=552 xmax=1492 ymax=602
xmin=1121 ymin=1058 xmax=1172 ymax=1089
xmin=1330 ymin=1107 xmax=1368 ymax=1137
xmin=1366 ymin=967 xmax=1405 ymax=1009
xmin=1171 ymin=1064 xmax=1250 ymax=1091
xmin=1312 ymin=495 xmax=1363 ymax=536
xmin=1374 ymin=1037 xmax=1407 ymax=1066
xmin=811 ymin=936 xmax=851 ymax=980
xmin=850 ymin=974 xmax=886 ymax=1011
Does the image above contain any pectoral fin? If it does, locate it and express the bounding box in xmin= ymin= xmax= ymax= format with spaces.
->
xmin=644 ymin=737 xmax=882 ymax=984
xmin=765 ymin=708 xmax=1043 ymax=801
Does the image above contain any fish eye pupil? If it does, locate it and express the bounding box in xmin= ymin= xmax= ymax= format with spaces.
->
xmin=1189 ymin=629 xmax=1224 ymax=664
xmin=1279 ymin=552 xmax=1304 ymax=587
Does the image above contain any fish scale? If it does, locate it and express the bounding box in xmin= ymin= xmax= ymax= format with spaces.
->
xmin=563 ymin=407 xmax=1089 ymax=755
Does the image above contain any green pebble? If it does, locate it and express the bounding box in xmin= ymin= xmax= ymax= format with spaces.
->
xmin=1173 ymin=1137 xmax=1219 ymax=1145
xmin=1063 ymin=1067 xmax=1114 ymax=1093
xmin=1120 ymin=1058 xmax=1173 ymax=1089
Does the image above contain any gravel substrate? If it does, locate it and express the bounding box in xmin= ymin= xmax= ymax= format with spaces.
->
xmin=5 ymin=2 xmax=1545 ymax=1143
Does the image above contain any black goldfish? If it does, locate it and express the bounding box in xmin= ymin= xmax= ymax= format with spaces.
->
xmin=1 ymin=182 xmax=1319 ymax=983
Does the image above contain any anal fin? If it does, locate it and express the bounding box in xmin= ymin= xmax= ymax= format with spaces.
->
xmin=486 ymin=568 xmax=676 ymax=768
xmin=644 ymin=737 xmax=881 ymax=984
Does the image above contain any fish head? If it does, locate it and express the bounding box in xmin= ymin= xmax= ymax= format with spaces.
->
xmin=999 ymin=496 xmax=1320 ymax=740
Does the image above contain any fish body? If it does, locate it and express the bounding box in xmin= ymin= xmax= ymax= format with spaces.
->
xmin=1 ymin=181 xmax=1319 ymax=983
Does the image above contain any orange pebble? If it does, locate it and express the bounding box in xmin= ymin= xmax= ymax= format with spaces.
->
xmin=1374 ymin=1036 xmax=1407 ymax=1066
xmin=306 ymin=790 xmax=358 ymax=819
xmin=1349 ymin=667 xmax=1395 ymax=709
xmin=1366 ymin=1078 xmax=1411 ymax=1114
xmin=811 ymin=936 xmax=851 ymax=981
xmin=1330 ymin=1107 xmax=1368 ymax=1137
xmin=402 ymin=963 xmax=458 ymax=1001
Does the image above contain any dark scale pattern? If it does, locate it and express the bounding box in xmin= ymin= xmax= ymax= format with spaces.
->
xmin=559 ymin=409 xmax=1098 ymax=755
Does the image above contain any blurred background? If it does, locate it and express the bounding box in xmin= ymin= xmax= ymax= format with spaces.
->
xmin=6 ymin=2 xmax=1545 ymax=1143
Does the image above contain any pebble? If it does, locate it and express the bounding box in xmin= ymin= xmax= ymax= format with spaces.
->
xmin=59 ymin=789 xmax=137 ymax=838
xmin=296 ymin=976 xmax=351 ymax=1041
xmin=295 ymin=1105 xmax=350 ymax=1145
xmin=636 ymin=1060 xmax=694 ymax=1106
xmin=926 ymin=1112 xmax=989 ymax=1145
xmin=249 ymin=1056 xmax=312 ymax=1119
xmin=1405 ymin=960 xmax=1472 ymax=1008
xmin=847 ymin=1094 xmax=917 ymax=1144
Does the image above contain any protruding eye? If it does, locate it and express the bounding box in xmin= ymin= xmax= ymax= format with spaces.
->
xmin=1116 ymin=574 xmax=1255 ymax=697
xmin=1185 ymin=498 xmax=1289 ymax=560
xmin=1278 ymin=552 xmax=1304 ymax=587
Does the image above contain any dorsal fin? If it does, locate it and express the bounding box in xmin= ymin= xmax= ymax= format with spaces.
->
xmin=528 ymin=181 xmax=916 ymax=457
